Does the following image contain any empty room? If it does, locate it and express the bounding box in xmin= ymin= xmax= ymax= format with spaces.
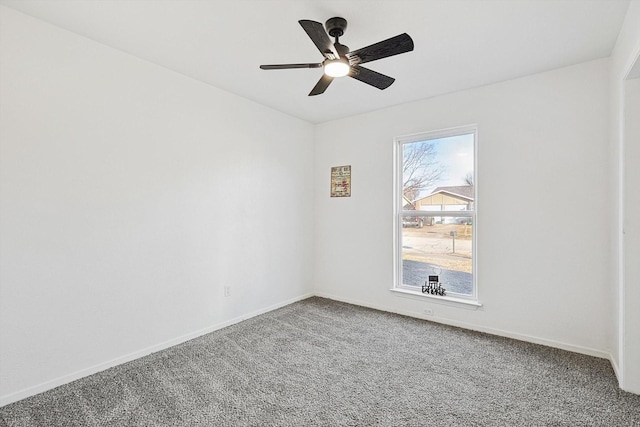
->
xmin=1 ymin=0 xmax=639 ymax=425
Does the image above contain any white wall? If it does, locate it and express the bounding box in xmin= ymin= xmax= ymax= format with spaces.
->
xmin=623 ymin=76 xmax=640 ymax=394
xmin=0 ymin=6 xmax=314 ymax=404
xmin=610 ymin=1 xmax=640 ymax=394
xmin=314 ymin=58 xmax=611 ymax=357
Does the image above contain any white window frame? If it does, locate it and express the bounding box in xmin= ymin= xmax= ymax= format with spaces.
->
xmin=392 ymin=125 xmax=479 ymax=305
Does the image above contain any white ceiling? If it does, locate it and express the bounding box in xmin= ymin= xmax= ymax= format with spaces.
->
xmin=0 ymin=0 xmax=631 ymax=123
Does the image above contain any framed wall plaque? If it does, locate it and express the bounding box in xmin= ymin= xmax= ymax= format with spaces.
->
xmin=330 ymin=165 xmax=351 ymax=197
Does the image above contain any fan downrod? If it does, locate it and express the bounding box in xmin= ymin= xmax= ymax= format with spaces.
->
xmin=325 ymin=17 xmax=347 ymax=38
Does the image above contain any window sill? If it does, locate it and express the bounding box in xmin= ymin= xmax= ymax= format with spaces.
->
xmin=390 ymin=287 xmax=483 ymax=309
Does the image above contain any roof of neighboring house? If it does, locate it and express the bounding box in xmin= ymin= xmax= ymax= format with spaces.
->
xmin=420 ymin=185 xmax=474 ymax=202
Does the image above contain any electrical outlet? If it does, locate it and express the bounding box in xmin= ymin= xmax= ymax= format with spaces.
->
xmin=424 ymin=308 xmax=434 ymax=316
xmin=224 ymin=286 xmax=231 ymax=297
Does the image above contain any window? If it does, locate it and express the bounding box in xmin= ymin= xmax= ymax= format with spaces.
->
xmin=394 ymin=125 xmax=477 ymax=301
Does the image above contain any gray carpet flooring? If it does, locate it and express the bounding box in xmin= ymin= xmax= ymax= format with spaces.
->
xmin=1 ymin=297 xmax=639 ymax=426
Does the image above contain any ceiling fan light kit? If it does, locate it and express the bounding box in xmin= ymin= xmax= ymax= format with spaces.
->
xmin=324 ymin=59 xmax=350 ymax=77
xmin=259 ymin=17 xmax=414 ymax=96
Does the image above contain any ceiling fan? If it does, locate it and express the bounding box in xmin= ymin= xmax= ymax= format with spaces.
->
xmin=259 ymin=17 xmax=414 ymax=96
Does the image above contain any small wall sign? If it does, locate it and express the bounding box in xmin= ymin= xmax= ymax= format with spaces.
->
xmin=330 ymin=165 xmax=351 ymax=197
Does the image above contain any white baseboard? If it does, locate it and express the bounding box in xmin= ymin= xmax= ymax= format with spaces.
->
xmin=607 ymin=351 xmax=640 ymax=395
xmin=314 ymin=291 xmax=611 ymax=360
xmin=2 ymin=290 xmax=623 ymax=407
xmin=610 ymin=353 xmax=622 ymax=387
xmin=0 ymin=292 xmax=314 ymax=407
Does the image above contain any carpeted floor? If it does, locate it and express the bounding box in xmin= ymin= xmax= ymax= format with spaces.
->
xmin=1 ymin=297 xmax=639 ymax=426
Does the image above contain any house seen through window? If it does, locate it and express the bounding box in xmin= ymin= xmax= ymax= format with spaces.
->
xmin=395 ymin=126 xmax=476 ymax=300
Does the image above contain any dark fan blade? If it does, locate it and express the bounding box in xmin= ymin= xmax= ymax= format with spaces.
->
xmin=309 ymin=74 xmax=334 ymax=96
xmin=260 ymin=63 xmax=322 ymax=70
xmin=299 ymin=20 xmax=338 ymax=59
xmin=349 ymin=65 xmax=395 ymax=90
xmin=347 ymin=33 xmax=414 ymax=65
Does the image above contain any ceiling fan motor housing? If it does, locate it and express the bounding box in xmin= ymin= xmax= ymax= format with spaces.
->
xmin=325 ymin=17 xmax=347 ymax=38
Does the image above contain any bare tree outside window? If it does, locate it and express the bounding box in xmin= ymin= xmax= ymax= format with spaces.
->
xmin=402 ymin=142 xmax=443 ymax=204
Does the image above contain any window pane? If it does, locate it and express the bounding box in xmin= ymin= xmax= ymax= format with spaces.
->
xmin=402 ymin=133 xmax=474 ymax=211
xmin=401 ymin=216 xmax=473 ymax=296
